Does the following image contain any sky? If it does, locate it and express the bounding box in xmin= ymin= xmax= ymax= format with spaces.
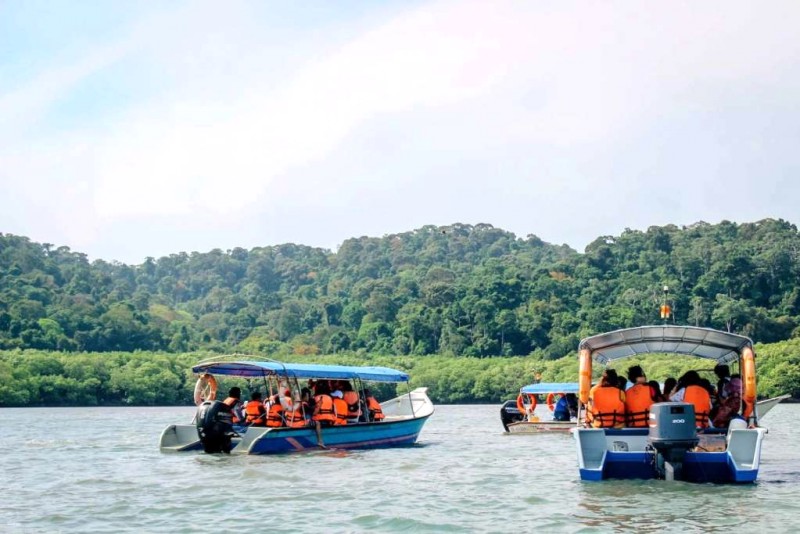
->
xmin=1 ymin=1 xmax=799 ymax=264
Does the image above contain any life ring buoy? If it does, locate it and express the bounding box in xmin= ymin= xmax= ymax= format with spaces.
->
xmin=516 ymin=393 xmax=537 ymax=414
xmin=546 ymin=393 xmax=563 ymax=412
xmin=193 ymin=373 xmax=218 ymax=405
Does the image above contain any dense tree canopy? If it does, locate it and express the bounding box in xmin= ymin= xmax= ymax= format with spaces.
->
xmin=2 ymin=220 xmax=799 ymax=358
xmin=1 ymin=341 xmax=796 ymax=406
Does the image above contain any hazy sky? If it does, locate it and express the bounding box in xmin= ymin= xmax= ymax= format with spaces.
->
xmin=2 ymin=1 xmax=799 ymax=264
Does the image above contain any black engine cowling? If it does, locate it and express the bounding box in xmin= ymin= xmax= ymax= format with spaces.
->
xmin=500 ymin=400 xmax=525 ymax=432
xmin=196 ymin=400 xmax=235 ymax=453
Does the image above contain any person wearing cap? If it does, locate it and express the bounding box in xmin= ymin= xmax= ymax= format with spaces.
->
xmin=332 ymin=389 xmax=349 ymax=426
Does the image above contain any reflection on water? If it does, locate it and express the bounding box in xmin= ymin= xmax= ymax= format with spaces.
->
xmin=0 ymin=405 xmax=798 ymax=533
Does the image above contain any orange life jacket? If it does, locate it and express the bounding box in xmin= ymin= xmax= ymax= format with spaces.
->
xmin=343 ymin=391 xmax=361 ymax=419
xmin=244 ymin=400 xmax=266 ymax=426
xmin=313 ymin=394 xmax=336 ymax=423
xmin=625 ymin=383 xmax=654 ymax=427
xmin=284 ymin=401 xmax=309 ymax=428
xmin=222 ymin=397 xmax=242 ymax=424
xmin=684 ymin=385 xmax=711 ymax=428
xmin=367 ymin=396 xmax=385 ymax=421
xmin=590 ymin=386 xmax=625 ymax=428
xmin=333 ymin=397 xmax=349 ymax=425
xmin=266 ymin=403 xmax=284 ymax=427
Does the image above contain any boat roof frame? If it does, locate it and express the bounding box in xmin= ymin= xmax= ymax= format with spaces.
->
xmin=192 ymin=356 xmax=409 ymax=383
xmin=579 ymin=326 xmax=753 ymax=365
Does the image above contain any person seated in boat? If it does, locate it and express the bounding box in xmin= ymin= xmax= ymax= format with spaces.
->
xmin=265 ymin=394 xmax=285 ymax=427
xmin=222 ymin=387 xmax=245 ymax=426
xmin=624 ymin=365 xmax=653 ymax=427
xmin=312 ymin=382 xmax=336 ymax=447
xmin=244 ymin=391 xmax=267 ymax=426
xmin=587 ymin=369 xmax=626 ymax=429
xmin=341 ymin=382 xmax=363 ymax=423
xmin=364 ymin=389 xmax=385 ymax=421
xmin=331 ymin=390 xmax=350 ymax=426
xmin=663 ymin=377 xmax=677 ymax=400
xmin=712 ymin=375 xmax=743 ymax=428
xmin=553 ymin=393 xmax=577 ymax=421
xmin=714 ymin=364 xmax=732 ymax=401
xmin=278 ymin=388 xmax=294 ymax=412
xmin=284 ymin=388 xmax=312 ymax=428
xmin=648 ymin=380 xmax=665 ymax=402
xmin=616 ymin=376 xmax=628 ymax=391
xmin=671 ymin=370 xmax=711 ymax=428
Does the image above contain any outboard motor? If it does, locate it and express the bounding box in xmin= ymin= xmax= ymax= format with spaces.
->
xmin=500 ymin=400 xmax=525 ymax=432
xmin=196 ymin=400 xmax=235 ymax=453
xmin=648 ymin=402 xmax=698 ymax=481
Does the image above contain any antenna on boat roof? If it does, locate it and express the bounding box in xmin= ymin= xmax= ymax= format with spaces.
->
xmin=660 ymin=285 xmax=671 ymax=324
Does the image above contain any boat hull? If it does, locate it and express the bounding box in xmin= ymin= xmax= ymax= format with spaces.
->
xmin=240 ymin=416 xmax=430 ymax=454
xmin=160 ymin=387 xmax=434 ymax=455
xmin=506 ymin=420 xmax=575 ymax=433
xmin=574 ymin=427 xmax=766 ymax=483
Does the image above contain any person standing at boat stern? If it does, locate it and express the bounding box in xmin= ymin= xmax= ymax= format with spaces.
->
xmin=624 ymin=365 xmax=654 ymax=427
xmin=222 ymin=387 xmax=245 ymax=426
xmin=587 ymin=369 xmax=626 ymax=428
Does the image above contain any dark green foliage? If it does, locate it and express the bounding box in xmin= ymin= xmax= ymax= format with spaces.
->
xmin=1 ymin=219 xmax=800 ymax=360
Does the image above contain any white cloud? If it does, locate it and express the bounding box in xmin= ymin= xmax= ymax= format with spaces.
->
xmin=1 ymin=0 xmax=799 ymax=261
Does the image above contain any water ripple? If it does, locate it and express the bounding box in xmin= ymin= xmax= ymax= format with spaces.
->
xmin=0 ymin=405 xmax=797 ymax=532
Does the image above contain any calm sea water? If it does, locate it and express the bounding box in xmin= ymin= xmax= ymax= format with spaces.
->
xmin=2 ymin=404 xmax=799 ymax=533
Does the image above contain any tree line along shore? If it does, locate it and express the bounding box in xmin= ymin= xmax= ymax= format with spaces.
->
xmin=2 ymin=219 xmax=800 ymax=406
xmin=1 ymin=339 xmax=797 ymax=407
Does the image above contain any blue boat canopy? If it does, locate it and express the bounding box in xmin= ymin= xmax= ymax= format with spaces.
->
xmin=520 ymin=382 xmax=580 ymax=395
xmin=192 ymin=361 xmax=409 ymax=382
xmin=579 ymin=326 xmax=752 ymax=365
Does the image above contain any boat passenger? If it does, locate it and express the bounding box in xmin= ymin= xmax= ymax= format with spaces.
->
xmin=244 ymin=391 xmax=267 ymax=426
xmin=616 ymin=376 xmax=628 ymax=391
xmin=341 ymin=382 xmax=362 ymax=422
xmin=284 ymin=388 xmax=311 ymax=428
xmin=365 ymin=389 xmax=385 ymax=421
xmin=625 ymin=365 xmax=654 ymax=428
xmin=553 ymin=394 xmax=574 ymax=421
xmin=313 ymin=382 xmax=336 ymax=447
xmin=671 ymin=371 xmax=711 ymax=428
xmin=648 ymin=380 xmax=664 ymax=402
xmin=712 ymin=375 xmax=742 ymax=428
xmin=266 ymin=394 xmax=285 ymax=428
xmin=587 ymin=369 xmax=626 ymax=429
xmin=663 ymin=377 xmax=677 ymax=400
xmin=222 ymin=387 xmax=245 ymax=425
xmin=714 ymin=364 xmax=731 ymax=400
xmin=332 ymin=390 xmax=349 ymax=426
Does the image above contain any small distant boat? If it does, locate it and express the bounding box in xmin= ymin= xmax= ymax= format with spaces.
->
xmin=159 ymin=358 xmax=434 ymax=454
xmin=501 ymin=383 xmax=579 ymax=433
xmin=573 ymin=326 xmax=768 ymax=483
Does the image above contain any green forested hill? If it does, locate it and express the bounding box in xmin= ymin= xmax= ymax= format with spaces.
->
xmin=1 ymin=219 xmax=799 ymax=358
